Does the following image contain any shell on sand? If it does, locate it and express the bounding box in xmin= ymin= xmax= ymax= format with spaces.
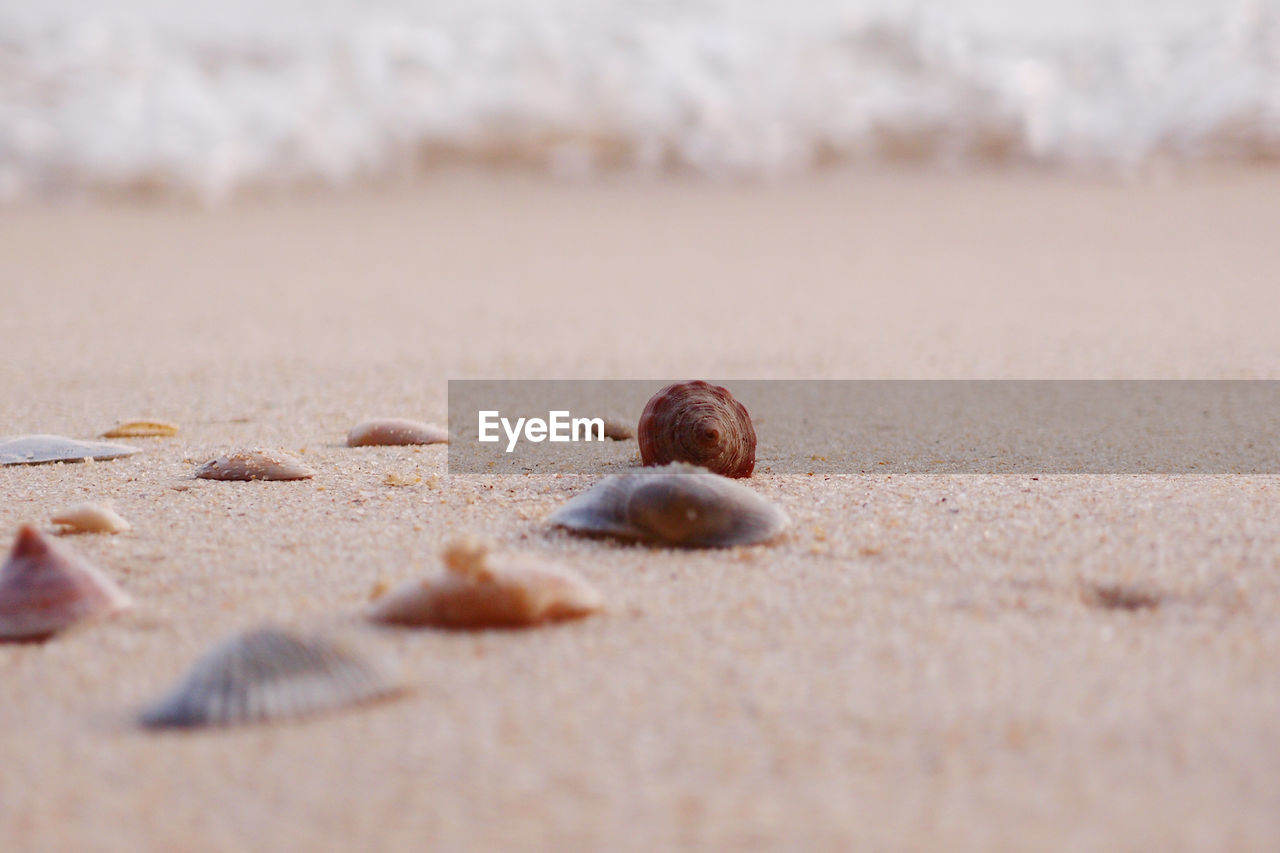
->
xmin=548 ymin=463 xmax=788 ymax=548
xmin=369 ymin=539 xmax=602 ymax=629
xmin=602 ymin=418 xmax=635 ymax=441
xmin=51 ymin=503 xmax=131 ymax=535
xmin=195 ymin=450 xmax=315 ymax=481
xmin=0 ymin=525 xmax=132 ymax=641
xmin=347 ymin=418 xmax=449 ymax=447
xmin=0 ymin=435 xmax=139 ymax=466
xmin=101 ymin=420 xmax=179 ymax=438
xmin=638 ymin=381 xmax=756 ymax=478
xmin=140 ymin=626 xmax=402 ymax=728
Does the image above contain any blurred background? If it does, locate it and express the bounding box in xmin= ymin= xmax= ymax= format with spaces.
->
xmin=2 ymin=0 xmax=1278 ymax=202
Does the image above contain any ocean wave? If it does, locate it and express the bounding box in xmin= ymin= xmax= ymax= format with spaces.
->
xmin=1 ymin=1 xmax=1278 ymax=200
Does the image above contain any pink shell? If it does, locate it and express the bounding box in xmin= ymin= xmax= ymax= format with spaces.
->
xmin=637 ymin=381 xmax=756 ymax=478
xmin=195 ymin=450 xmax=315 ymax=481
xmin=347 ymin=419 xmax=449 ymax=447
xmin=0 ymin=525 xmax=131 ymax=641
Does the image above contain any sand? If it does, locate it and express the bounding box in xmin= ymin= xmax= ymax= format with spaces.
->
xmin=1 ymin=169 xmax=1279 ymax=851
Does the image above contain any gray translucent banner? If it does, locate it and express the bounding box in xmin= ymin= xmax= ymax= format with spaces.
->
xmin=447 ymin=381 xmax=1280 ymax=475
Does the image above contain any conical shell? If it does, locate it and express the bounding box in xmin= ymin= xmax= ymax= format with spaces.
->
xmin=637 ymin=381 xmax=756 ymax=478
xmin=140 ymin=627 xmax=402 ymax=728
xmin=548 ymin=463 xmax=788 ymax=548
xmin=347 ymin=418 xmax=449 ymax=447
xmin=195 ymin=450 xmax=315 ymax=481
xmin=0 ymin=525 xmax=132 ymax=641
xmin=369 ymin=539 xmax=602 ymax=629
xmin=101 ymin=420 xmax=179 ymax=438
xmin=0 ymin=435 xmax=139 ymax=466
xmin=51 ymin=503 xmax=131 ymax=535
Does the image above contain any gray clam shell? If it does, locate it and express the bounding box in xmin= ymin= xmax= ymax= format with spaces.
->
xmin=0 ymin=435 xmax=139 ymax=465
xmin=140 ymin=627 xmax=400 ymax=728
xmin=549 ymin=465 xmax=788 ymax=548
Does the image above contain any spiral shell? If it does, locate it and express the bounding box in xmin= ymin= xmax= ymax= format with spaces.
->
xmin=548 ymin=463 xmax=788 ymax=548
xmin=637 ymin=381 xmax=756 ymax=478
xmin=0 ymin=525 xmax=132 ymax=641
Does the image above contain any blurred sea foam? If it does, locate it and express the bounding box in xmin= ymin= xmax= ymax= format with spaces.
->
xmin=1 ymin=0 xmax=1278 ymax=200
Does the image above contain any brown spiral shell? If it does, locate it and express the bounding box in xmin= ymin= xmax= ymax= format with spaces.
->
xmin=637 ymin=381 xmax=756 ymax=478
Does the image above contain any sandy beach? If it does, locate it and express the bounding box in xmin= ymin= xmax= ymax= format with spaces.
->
xmin=2 ymin=169 xmax=1280 ymax=850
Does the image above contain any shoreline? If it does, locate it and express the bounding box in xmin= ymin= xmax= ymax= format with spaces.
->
xmin=9 ymin=159 xmax=1280 ymax=211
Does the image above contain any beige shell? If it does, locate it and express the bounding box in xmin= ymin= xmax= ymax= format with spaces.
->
xmin=140 ymin=626 xmax=402 ymax=728
xmin=0 ymin=525 xmax=132 ymax=641
xmin=637 ymin=381 xmax=756 ymax=478
xmin=369 ymin=539 xmax=602 ymax=629
xmin=101 ymin=420 xmax=179 ymax=438
xmin=0 ymin=435 xmax=139 ymax=466
xmin=602 ymin=418 xmax=635 ymax=440
xmin=548 ymin=463 xmax=788 ymax=548
xmin=195 ymin=450 xmax=315 ymax=481
xmin=347 ymin=419 xmax=449 ymax=447
xmin=51 ymin=503 xmax=131 ymax=535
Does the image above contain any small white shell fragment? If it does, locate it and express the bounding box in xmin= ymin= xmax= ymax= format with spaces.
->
xmin=347 ymin=419 xmax=449 ymax=447
xmin=51 ymin=503 xmax=131 ymax=535
xmin=0 ymin=435 xmax=139 ymax=466
xmin=101 ymin=420 xmax=179 ymax=438
xmin=139 ymin=626 xmax=403 ymax=728
xmin=548 ymin=463 xmax=789 ymax=548
xmin=369 ymin=538 xmax=602 ymax=629
xmin=195 ymin=450 xmax=315 ymax=481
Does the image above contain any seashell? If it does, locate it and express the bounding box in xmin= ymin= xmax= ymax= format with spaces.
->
xmin=1082 ymin=581 xmax=1164 ymax=611
xmin=0 ymin=434 xmax=139 ymax=466
xmin=637 ymin=381 xmax=756 ymax=478
xmin=0 ymin=525 xmax=132 ymax=641
xmin=51 ymin=503 xmax=131 ymax=535
xmin=369 ymin=538 xmax=602 ymax=629
xmin=139 ymin=626 xmax=402 ymax=728
xmin=602 ymin=418 xmax=635 ymax=441
xmin=195 ymin=450 xmax=315 ymax=481
xmin=347 ymin=419 xmax=449 ymax=447
xmin=101 ymin=420 xmax=179 ymax=438
xmin=548 ymin=463 xmax=788 ymax=548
